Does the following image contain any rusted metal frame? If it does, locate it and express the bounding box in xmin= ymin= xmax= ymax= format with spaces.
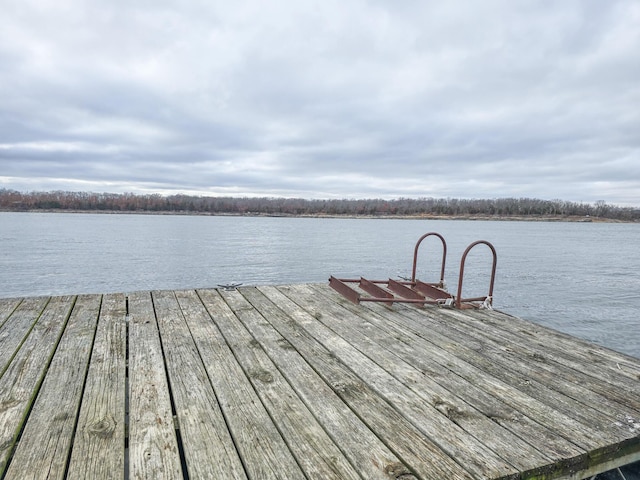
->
xmin=413 ymin=280 xmax=454 ymax=303
xmin=359 ymin=278 xmax=395 ymax=306
xmin=329 ymin=276 xmax=361 ymax=304
xmin=330 ymin=233 xmax=498 ymax=310
xmin=336 ymin=278 xmax=413 ymax=286
xmin=411 ymin=232 xmax=447 ymax=288
xmin=455 ymin=240 xmax=497 ymax=309
xmin=330 ymin=277 xmax=433 ymax=306
xmin=360 ymin=297 xmax=428 ymax=305
xmin=458 ymin=296 xmax=490 ymax=302
xmin=387 ymin=278 xmax=425 ymax=306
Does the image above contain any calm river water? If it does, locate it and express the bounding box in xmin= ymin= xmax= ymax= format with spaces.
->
xmin=1 ymin=212 xmax=639 ymax=358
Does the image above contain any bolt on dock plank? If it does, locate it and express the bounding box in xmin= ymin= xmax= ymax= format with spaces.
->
xmin=0 ymin=284 xmax=638 ymax=480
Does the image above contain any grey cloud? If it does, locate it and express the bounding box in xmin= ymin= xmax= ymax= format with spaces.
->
xmin=1 ymin=0 xmax=639 ymax=205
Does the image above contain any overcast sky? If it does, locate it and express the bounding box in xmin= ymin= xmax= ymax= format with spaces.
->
xmin=1 ymin=0 xmax=639 ymax=206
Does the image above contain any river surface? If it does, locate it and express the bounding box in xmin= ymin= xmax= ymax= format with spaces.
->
xmin=1 ymin=212 xmax=639 ymax=358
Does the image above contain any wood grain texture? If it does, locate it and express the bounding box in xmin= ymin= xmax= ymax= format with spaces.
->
xmin=3 ymin=284 xmax=639 ymax=480
xmin=382 ymin=299 xmax=638 ymax=452
xmin=67 ymin=293 xmax=127 ymax=480
xmin=203 ymin=287 xmax=364 ymax=480
xmin=0 ymin=296 xmax=49 ymax=376
xmin=324 ymin=282 xmax=640 ymax=476
xmin=173 ymin=289 xmax=305 ymax=480
xmin=276 ymin=284 xmax=524 ymax=478
xmin=128 ymin=291 xmax=183 ymax=480
xmin=151 ymin=290 xmax=247 ymax=479
xmin=4 ymin=295 xmax=101 ymax=480
xmin=0 ymin=298 xmax=21 ymax=329
xmin=0 ymin=295 xmax=75 ymax=476
xmin=432 ymin=307 xmax=640 ymax=420
xmin=307 ymin=283 xmax=586 ymax=464
xmin=471 ymin=307 xmax=640 ymax=385
xmin=293 ymin=283 xmax=564 ymax=474
xmin=465 ymin=308 xmax=640 ymax=398
xmin=256 ymin=285 xmax=479 ymax=480
xmin=218 ymin=286 xmax=416 ymax=480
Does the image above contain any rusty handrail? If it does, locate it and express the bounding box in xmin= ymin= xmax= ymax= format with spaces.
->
xmin=411 ymin=232 xmax=447 ymax=287
xmin=456 ymin=240 xmax=497 ymax=309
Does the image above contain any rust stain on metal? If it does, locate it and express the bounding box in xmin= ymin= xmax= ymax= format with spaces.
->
xmin=329 ymin=233 xmax=497 ymax=309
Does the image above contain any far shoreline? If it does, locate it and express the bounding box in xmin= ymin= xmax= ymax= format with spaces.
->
xmin=1 ymin=209 xmax=634 ymax=223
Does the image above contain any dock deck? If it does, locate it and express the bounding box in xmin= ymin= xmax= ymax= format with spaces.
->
xmin=0 ymin=283 xmax=639 ymax=479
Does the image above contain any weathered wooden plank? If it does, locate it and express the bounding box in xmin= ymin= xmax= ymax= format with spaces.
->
xmin=430 ymin=307 xmax=640 ymax=474
xmin=431 ymin=307 xmax=640 ymax=419
xmin=151 ymin=290 xmax=247 ymax=480
xmin=555 ymin=450 xmax=640 ymax=480
xmin=472 ymin=308 xmax=640 ymax=384
xmin=173 ymin=289 xmax=306 ymax=480
xmin=218 ymin=287 xmax=417 ymax=480
xmin=289 ymin=283 xmax=564 ymax=475
xmin=201 ymin=288 xmax=364 ymax=480
xmin=331 ymin=283 xmax=640 ymax=477
xmin=67 ymin=293 xmax=127 ymax=480
xmin=4 ymin=284 xmax=638 ymax=480
xmin=386 ymin=300 xmax=638 ymax=447
xmin=0 ymin=295 xmax=75 ymax=475
xmin=0 ymin=298 xmax=21 ymax=329
xmin=353 ymin=292 xmax=630 ymax=456
xmin=4 ymin=294 xmax=101 ymax=480
xmin=329 ymin=282 xmax=612 ymax=451
xmin=269 ymin=284 xmax=521 ymax=479
xmin=127 ymin=291 xmax=183 ymax=480
xmin=464 ymin=308 xmax=640 ymax=396
xmin=307 ymin=284 xmax=586 ymax=465
xmin=0 ymin=296 xmax=49 ymax=377
xmin=253 ymin=285 xmax=481 ymax=480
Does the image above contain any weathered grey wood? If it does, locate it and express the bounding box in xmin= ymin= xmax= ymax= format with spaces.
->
xmin=0 ymin=298 xmax=21 ymax=329
xmin=268 ymin=284 xmax=521 ymax=479
xmin=289 ymin=283 xmax=564 ymax=475
xmin=429 ymin=306 xmax=640 ymax=418
xmin=127 ymin=291 xmax=183 ymax=480
xmin=67 ymin=293 xmax=127 ymax=480
xmin=307 ymin=283 xmax=586 ymax=464
xmin=472 ymin=307 xmax=640 ymax=385
xmin=4 ymin=294 xmax=101 ymax=480
xmin=218 ymin=286 xmax=416 ymax=480
xmin=0 ymin=296 xmax=49 ymax=376
xmin=349 ymin=290 xmax=638 ymax=468
xmin=463 ymin=308 xmax=640 ymax=397
xmin=317 ymin=283 xmax=640 ymax=476
xmin=556 ymin=450 xmax=640 ymax=480
xmin=202 ymin=288 xmax=364 ymax=480
xmin=383 ymin=300 xmax=637 ymax=449
xmin=327 ymin=282 xmax=618 ymax=444
xmin=4 ymin=284 xmax=639 ymax=480
xmin=0 ymin=295 xmax=75 ymax=475
xmin=173 ymin=289 xmax=306 ymax=480
xmin=254 ymin=285 xmax=480 ymax=480
xmin=151 ymin=290 xmax=247 ymax=479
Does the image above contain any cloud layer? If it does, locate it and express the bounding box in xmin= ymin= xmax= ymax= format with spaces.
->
xmin=1 ymin=0 xmax=639 ymax=205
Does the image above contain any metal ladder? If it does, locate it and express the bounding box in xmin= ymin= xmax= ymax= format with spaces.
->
xmin=329 ymin=232 xmax=497 ymax=309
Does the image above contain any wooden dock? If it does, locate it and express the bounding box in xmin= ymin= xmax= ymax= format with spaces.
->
xmin=0 ymin=283 xmax=639 ymax=480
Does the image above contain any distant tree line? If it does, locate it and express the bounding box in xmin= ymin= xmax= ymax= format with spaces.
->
xmin=1 ymin=189 xmax=638 ymax=221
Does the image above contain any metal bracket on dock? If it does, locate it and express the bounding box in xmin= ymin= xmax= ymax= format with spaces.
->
xmin=329 ymin=233 xmax=496 ymax=309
